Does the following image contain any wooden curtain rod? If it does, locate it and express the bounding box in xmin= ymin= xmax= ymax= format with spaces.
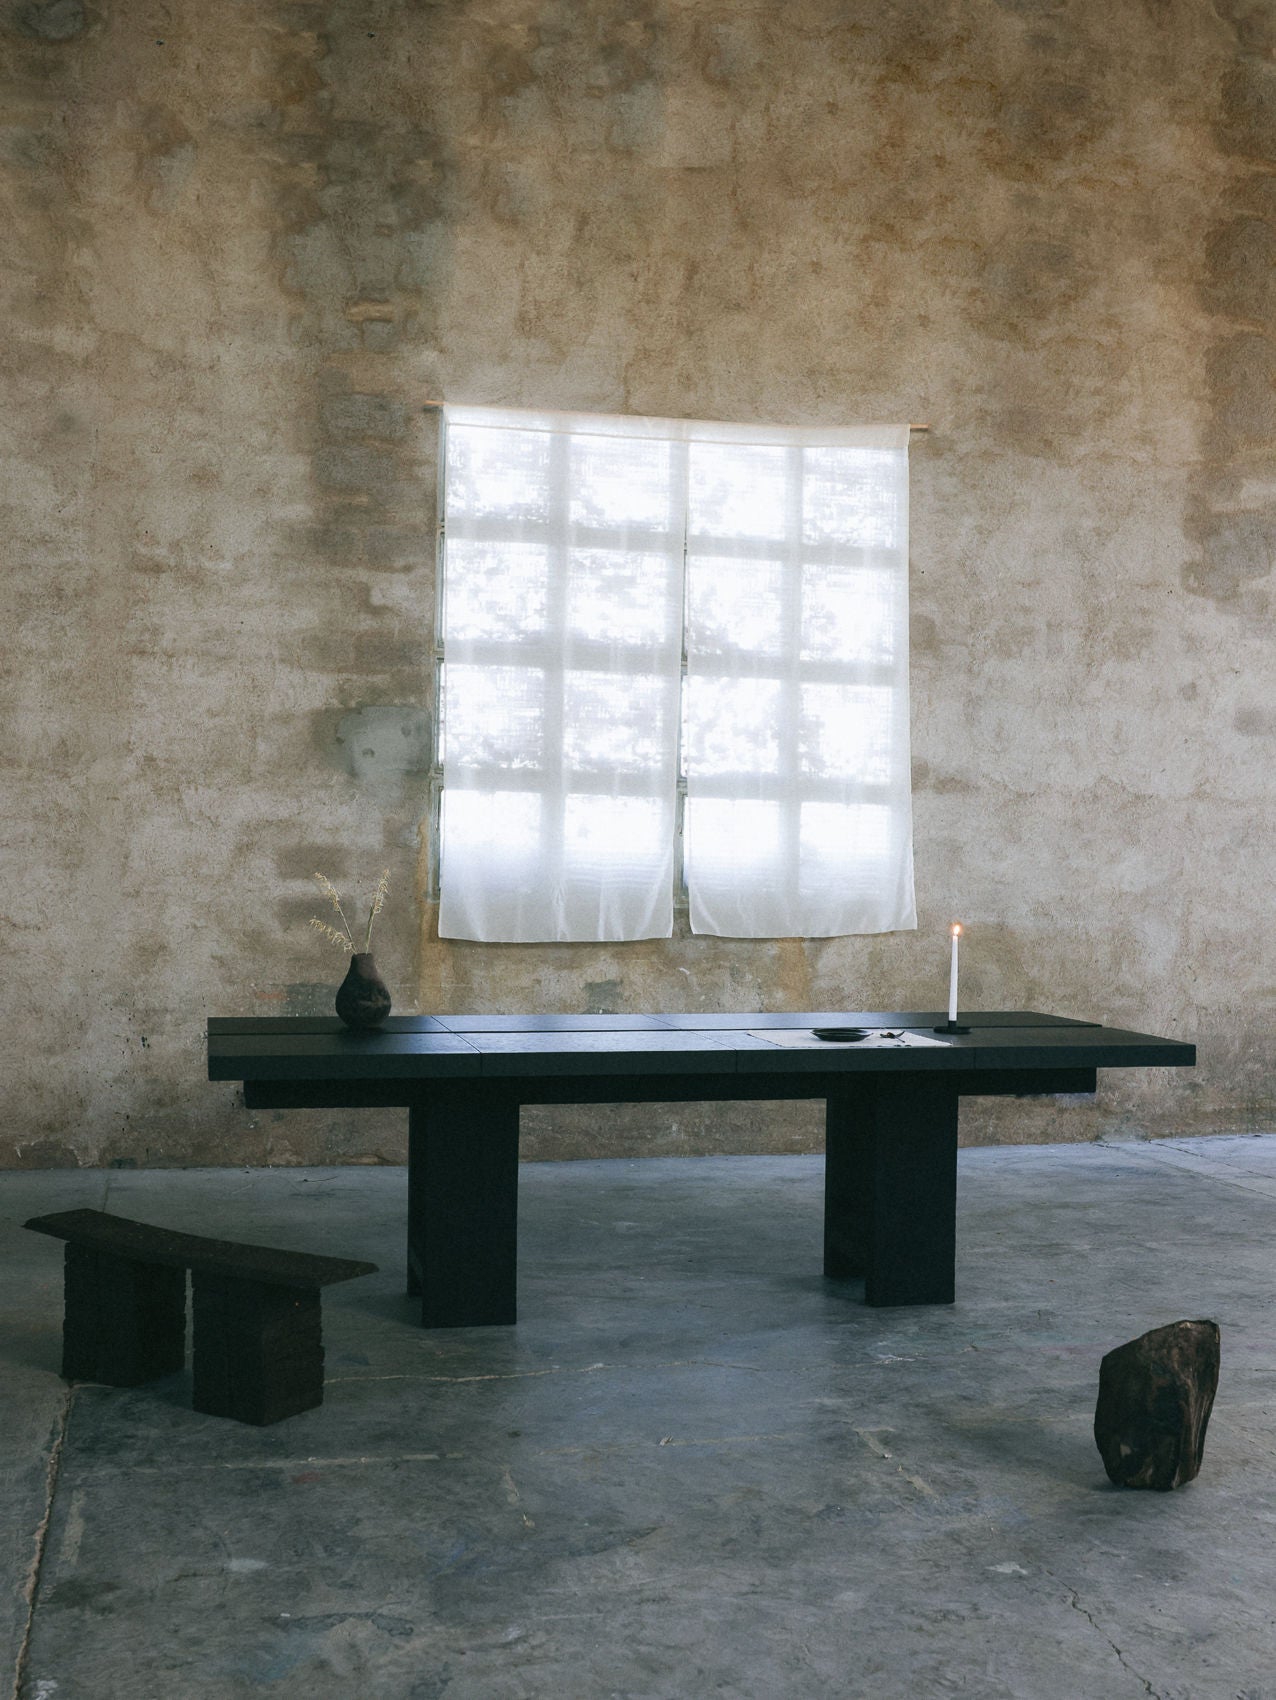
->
xmin=419 ymin=400 xmax=930 ymax=431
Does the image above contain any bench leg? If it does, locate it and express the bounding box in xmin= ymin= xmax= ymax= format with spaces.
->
xmin=191 ymin=1274 xmax=323 ymax=1425
xmin=408 ymin=1088 xmax=519 ymax=1328
xmin=824 ymin=1078 xmax=960 ymax=1307
xmin=61 ymin=1243 xmax=186 ymax=1386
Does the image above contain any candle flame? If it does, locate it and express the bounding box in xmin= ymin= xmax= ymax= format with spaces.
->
xmin=950 ymin=922 xmax=963 ymax=937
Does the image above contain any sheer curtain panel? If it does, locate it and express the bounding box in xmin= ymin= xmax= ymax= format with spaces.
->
xmin=682 ymin=423 xmax=915 ymax=937
xmin=438 ymin=406 xmax=915 ymax=943
xmin=439 ymin=407 xmax=686 ymax=942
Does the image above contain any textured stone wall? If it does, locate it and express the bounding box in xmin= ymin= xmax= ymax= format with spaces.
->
xmin=1 ymin=0 xmax=1272 ymax=1167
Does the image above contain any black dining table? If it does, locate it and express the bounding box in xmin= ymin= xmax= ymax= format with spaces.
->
xmin=207 ymin=1009 xmax=1195 ymax=1325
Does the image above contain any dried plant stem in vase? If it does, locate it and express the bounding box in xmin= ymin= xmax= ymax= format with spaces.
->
xmin=310 ymin=870 xmax=391 ymax=1029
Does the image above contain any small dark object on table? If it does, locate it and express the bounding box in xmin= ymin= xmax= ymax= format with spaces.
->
xmin=336 ymin=951 xmax=392 ymax=1029
xmin=812 ymin=1027 xmax=869 ymax=1042
xmin=25 ymin=1208 xmax=376 ymax=1425
xmin=1094 ymin=1318 xmax=1220 ymax=1490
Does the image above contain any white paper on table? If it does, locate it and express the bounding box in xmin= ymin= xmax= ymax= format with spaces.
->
xmin=747 ymin=1028 xmax=956 ymax=1050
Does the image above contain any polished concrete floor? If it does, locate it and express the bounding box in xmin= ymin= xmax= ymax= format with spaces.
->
xmin=4 ymin=1135 xmax=1276 ymax=1699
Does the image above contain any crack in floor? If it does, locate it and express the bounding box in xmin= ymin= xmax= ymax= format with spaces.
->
xmin=328 ymin=1356 xmax=764 ymax=1386
xmin=1061 ymin=1582 xmax=1162 ymax=1699
xmin=12 ymin=1388 xmax=73 ymax=1700
xmin=1100 ymin=1140 xmax=1276 ymax=1202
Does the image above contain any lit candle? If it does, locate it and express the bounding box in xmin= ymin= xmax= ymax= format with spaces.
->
xmin=948 ymin=922 xmax=962 ymax=1024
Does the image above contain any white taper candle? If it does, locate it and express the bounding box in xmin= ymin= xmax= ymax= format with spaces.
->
xmin=948 ymin=922 xmax=962 ymax=1023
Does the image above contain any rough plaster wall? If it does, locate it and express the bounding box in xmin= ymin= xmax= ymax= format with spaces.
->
xmin=1 ymin=0 xmax=1272 ymax=1166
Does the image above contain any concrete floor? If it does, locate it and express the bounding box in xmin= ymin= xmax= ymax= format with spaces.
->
xmin=3 ymin=1137 xmax=1275 ymax=1700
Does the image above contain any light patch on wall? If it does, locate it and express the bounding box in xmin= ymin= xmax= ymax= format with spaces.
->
xmin=656 ymin=86 xmax=734 ymax=168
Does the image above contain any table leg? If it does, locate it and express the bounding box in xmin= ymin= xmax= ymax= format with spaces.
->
xmin=408 ymin=1088 xmax=520 ymax=1327
xmin=824 ymin=1077 xmax=959 ymax=1307
xmin=823 ymin=1085 xmax=869 ymax=1280
xmin=405 ymin=1109 xmax=421 ymax=1298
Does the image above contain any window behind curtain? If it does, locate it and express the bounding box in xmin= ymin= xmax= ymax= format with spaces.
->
xmin=437 ymin=406 xmax=915 ymax=944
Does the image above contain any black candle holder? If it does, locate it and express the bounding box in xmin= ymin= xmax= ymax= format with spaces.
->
xmin=933 ymin=1018 xmax=971 ymax=1035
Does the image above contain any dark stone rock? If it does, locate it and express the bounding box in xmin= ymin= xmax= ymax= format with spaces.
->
xmin=335 ymin=951 xmax=392 ymax=1029
xmin=1094 ymin=1319 xmax=1220 ymax=1490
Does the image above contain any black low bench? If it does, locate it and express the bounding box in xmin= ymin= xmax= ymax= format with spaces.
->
xmin=25 ymin=1209 xmax=376 ymax=1425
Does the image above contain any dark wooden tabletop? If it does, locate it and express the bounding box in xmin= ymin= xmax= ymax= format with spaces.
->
xmin=207 ymin=1012 xmax=1196 ymax=1083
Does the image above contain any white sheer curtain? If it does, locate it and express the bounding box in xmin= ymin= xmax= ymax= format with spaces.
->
xmin=438 ymin=406 xmax=915 ymax=943
xmin=682 ymin=422 xmax=915 ymax=937
xmin=438 ymin=406 xmax=686 ymax=941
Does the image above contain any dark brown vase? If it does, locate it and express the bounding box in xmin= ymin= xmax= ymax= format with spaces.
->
xmin=335 ymin=952 xmax=391 ymax=1030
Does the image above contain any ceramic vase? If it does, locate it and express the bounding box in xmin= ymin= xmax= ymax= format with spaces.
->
xmin=335 ymin=952 xmax=392 ymax=1030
